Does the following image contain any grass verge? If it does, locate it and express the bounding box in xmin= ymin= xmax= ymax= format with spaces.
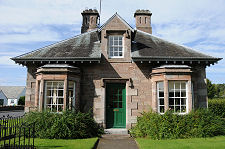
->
xmin=35 ymin=137 xmax=98 ymax=149
xmin=136 ymin=136 xmax=225 ymax=149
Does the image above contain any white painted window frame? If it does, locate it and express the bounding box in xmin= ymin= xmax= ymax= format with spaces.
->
xmin=168 ymin=81 xmax=188 ymax=114
xmin=44 ymin=81 xmax=64 ymax=112
xmin=157 ymin=81 xmax=165 ymax=114
xmin=108 ymin=35 xmax=124 ymax=58
xmin=68 ymin=81 xmax=76 ymax=111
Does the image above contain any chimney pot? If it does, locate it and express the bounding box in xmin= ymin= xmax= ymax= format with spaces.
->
xmin=81 ymin=9 xmax=99 ymax=33
xmin=134 ymin=9 xmax=152 ymax=34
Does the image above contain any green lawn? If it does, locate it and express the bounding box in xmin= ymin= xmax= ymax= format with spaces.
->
xmin=34 ymin=138 xmax=98 ymax=149
xmin=136 ymin=136 xmax=225 ymax=149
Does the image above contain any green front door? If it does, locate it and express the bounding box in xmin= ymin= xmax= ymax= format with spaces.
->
xmin=106 ymin=83 xmax=126 ymax=128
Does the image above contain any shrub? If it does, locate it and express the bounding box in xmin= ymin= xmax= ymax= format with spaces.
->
xmin=130 ymin=109 xmax=225 ymax=139
xmin=24 ymin=110 xmax=104 ymax=139
xmin=208 ymin=98 xmax=225 ymax=118
xmin=18 ymin=96 xmax=25 ymax=105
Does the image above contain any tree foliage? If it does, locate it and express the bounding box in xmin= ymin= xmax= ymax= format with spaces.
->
xmin=207 ymin=79 xmax=217 ymax=99
xmin=18 ymin=96 xmax=25 ymax=105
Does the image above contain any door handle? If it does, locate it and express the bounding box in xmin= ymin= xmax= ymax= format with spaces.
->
xmin=113 ymin=109 xmax=119 ymax=111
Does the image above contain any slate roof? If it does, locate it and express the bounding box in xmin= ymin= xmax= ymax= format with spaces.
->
xmin=0 ymin=86 xmax=26 ymax=99
xmin=131 ymin=30 xmax=221 ymax=61
xmin=12 ymin=29 xmax=101 ymax=61
xmin=11 ymin=14 xmax=221 ymax=64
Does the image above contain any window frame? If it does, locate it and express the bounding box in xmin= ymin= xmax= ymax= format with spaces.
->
xmin=44 ymin=81 xmax=64 ymax=113
xmin=68 ymin=81 xmax=76 ymax=110
xmin=157 ymin=81 xmax=165 ymax=114
xmin=168 ymin=81 xmax=188 ymax=114
xmin=156 ymin=80 xmax=188 ymax=114
xmin=108 ymin=35 xmax=124 ymax=58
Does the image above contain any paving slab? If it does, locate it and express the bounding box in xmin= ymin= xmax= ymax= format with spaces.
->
xmin=97 ymin=134 xmax=139 ymax=149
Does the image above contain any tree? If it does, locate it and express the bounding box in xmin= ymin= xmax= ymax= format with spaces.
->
xmin=18 ymin=96 xmax=25 ymax=105
xmin=207 ymin=79 xmax=217 ymax=99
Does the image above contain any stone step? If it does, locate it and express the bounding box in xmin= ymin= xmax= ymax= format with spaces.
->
xmin=104 ymin=129 xmax=128 ymax=135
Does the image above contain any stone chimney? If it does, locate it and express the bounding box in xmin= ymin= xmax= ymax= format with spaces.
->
xmin=81 ymin=9 xmax=99 ymax=33
xmin=134 ymin=9 xmax=152 ymax=34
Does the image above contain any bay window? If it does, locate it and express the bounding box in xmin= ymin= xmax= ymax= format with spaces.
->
xmin=35 ymin=64 xmax=80 ymax=112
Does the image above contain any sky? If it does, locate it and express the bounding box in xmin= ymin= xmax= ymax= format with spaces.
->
xmin=0 ymin=0 xmax=225 ymax=86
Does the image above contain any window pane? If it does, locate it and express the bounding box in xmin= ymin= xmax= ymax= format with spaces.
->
xmin=114 ymin=47 xmax=118 ymax=52
xmin=159 ymin=91 xmax=164 ymax=97
xmin=169 ymin=92 xmax=174 ymax=97
xmin=181 ymin=98 xmax=186 ymax=105
xmin=119 ymin=52 xmax=123 ymax=56
xmin=158 ymin=82 xmax=164 ymax=90
xmin=181 ymin=91 xmax=186 ymax=97
xmin=169 ymin=98 xmax=174 ymax=105
xmin=169 ymin=106 xmax=174 ymax=112
xmin=175 ymin=82 xmax=180 ymax=89
xmin=119 ymin=102 xmax=122 ymax=108
xmin=175 ymin=91 xmax=180 ymax=97
xmin=114 ymin=52 xmax=118 ymax=56
xmin=181 ymin=83 xmax=186 ymax=89
xmin=175 ymin=106 xmax=180 ymax=113
xmin=47 ymin=90 xmax=51 ymax=96
xmin=114 ymin=40 xmax=118 ymax=45
xmin=58 ymin=82 xmax=64 ymax=89
xmin=119 ymin=36 xmax=122 ymax=40
xmin=58 ymin=90 xmax=63 ymax=97
xmin=110 ymin=52 xmax=113 ymax=57
xmin=119 ymin=47 xmax=122 ymax=51
xmin=160 ymin=106 xmax=164 ymax=113
xmin=46 ymin=97 xmax=52 ymax=104
xmin=113 ymin=102 xmax=118 ymax=108
xmin=160 ymin=98 xmax=164 ymax=105
xmin=58 ymin=105 xmax=63 ymax=112
xmin=175 ymin=98 xmax=180 ymax=105
xmin=58 ymin=98 xmax=63 ymax=104
xmin=169 ymin=82 xmax=174 ymax=90
xmin=52 ymin=105 xmax=57 ymax=112
xmin=181 ymin=106 xmax=186 ymax=112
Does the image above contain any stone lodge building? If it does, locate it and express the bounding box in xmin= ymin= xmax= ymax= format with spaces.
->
xmin=12 ymin=9 xmax=221 ymax=129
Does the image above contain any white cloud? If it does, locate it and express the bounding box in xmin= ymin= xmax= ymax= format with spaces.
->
xmin=0 ymin=56 xmax=16 ymax=66
xmin=0 ymin=27 xmax=61 ymax=44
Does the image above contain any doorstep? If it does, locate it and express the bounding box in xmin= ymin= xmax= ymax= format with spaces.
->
xmin=104 ymin=128 xmax=128 ymax=135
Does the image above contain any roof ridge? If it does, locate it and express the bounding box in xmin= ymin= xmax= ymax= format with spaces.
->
xmin=136 ymin=29 xmax=220 ymax=59
xmin=11 ymin=29 xmax=99 ymax=60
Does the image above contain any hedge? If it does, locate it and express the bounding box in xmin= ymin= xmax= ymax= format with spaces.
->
xmin=24 ymin=110 xmax=104 ymax=139
xmin=130 ymin=109 xmax=225 ymax=139
xmin=208 ymin=98 xmax=225 ymax=118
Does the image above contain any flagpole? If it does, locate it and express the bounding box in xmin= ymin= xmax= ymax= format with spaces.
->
xmin=99 ymin=0 xmax=101 ymax=26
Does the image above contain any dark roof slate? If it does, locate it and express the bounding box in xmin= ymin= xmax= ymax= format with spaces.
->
xmin=12 ymin=29 xmax=101 ymax=61
xmin=131 ymin=30 xmax=221 ymax=61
